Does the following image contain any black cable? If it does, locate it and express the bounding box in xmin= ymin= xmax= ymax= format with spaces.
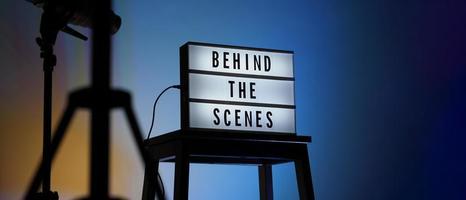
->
xmin=146 ymin=84 xmax=181 ymax=140
xmin=145 ymin=84 xmax=180 ymax=198
xmin=157 ymin=172 xmax=165 ymax=198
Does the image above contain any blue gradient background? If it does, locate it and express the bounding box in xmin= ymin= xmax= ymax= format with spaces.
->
xmin=1 ymin=0 xmax=466 ymax=199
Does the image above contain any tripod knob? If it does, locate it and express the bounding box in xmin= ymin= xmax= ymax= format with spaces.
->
xmin=35 ymin=37 xmax=56 ymax=71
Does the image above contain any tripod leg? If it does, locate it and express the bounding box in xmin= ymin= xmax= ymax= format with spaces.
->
xmin=122 ymin=104 xmax=165 ymax=200
xmin=25 ymin=103 xmax=78 ymax=199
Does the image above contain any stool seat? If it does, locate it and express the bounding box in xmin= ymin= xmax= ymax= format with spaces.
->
xmin=142 ymin=130 xmax=315 ymax=200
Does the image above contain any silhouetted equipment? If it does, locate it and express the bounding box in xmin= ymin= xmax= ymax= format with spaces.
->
xmin=25 ymin=0 xmax=164 ymax=199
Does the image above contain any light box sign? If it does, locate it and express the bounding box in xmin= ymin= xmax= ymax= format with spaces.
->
xmin=180 ymin=42 xmax=296 ymax=134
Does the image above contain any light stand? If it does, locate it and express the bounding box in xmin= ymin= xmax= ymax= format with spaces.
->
xmin=33 ymin=5 xmax=70 ymax=199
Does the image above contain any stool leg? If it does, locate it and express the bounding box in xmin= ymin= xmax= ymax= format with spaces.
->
xmin=259 ymin=164 xmax=274 ymax=200
xmin=294 ymin=147 xmax=315 ymax=200
xmin=174 ymin=145 xmax=189 ymax=200
xmin=142 ymin=158 xmax=160 ymax=200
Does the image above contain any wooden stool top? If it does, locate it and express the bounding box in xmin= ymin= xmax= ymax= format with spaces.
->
xmin=144 ymin=130 xmax=311 ymax=165
xmin=145 ymin=130 xmax=311 ymax=146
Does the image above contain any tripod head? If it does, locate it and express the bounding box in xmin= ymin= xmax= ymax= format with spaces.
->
xmin=31 ymin=0 xmax=88 ymax=46
xmin=28 ymin=0 xmax=122 ymax=44
xmin=32 ymin=0 xmax=89 ymax=74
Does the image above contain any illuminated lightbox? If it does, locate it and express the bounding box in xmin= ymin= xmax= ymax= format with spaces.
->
xmin=180 ymin=42 xmax=295 ymax=134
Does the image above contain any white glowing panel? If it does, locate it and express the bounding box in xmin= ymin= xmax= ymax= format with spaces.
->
xmin=188 ymin=45 xmax=294 ymax=78
xmin=189 ymin=73 xmax=294 ymax=106
xmin=181 ymin=42 xmax=296 ymax=134
xmin=189 ymin=102 xmax=295 ymax=133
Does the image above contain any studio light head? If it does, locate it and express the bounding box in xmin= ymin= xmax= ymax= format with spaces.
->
xmin=26 ymin=0 xmax=121 ymax=43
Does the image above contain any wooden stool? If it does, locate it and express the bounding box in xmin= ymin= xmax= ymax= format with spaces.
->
xmin=142 ymin=130 xmax=315 ymax=200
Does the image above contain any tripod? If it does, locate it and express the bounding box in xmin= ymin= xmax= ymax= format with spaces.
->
xmin=25 ymin=0 xmax=164 ymax=199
